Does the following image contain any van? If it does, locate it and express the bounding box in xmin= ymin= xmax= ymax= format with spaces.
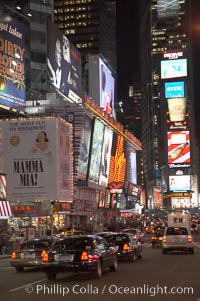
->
xmin=162 ymin=226 xmax=194 ymax=254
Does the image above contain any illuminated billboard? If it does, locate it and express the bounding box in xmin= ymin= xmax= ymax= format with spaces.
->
xmin=99 ymin=127 xmax=113 ymax=187
xmin=78 ymin=115 xmax=92 ymax=181
xmin=169 ymin=175 xmax=191 ymax=191
xmin=0 ymin=16 xmax=27 ymax=109
xmin=125 ymin=182 xmax=142 ymax=199
xmin=168 ymin=131 xmax=190 ymax=164
xmin=167 ymin=97 xmax=187 ymax=122
xmin=1 ymin=118 xmax=73 ymax=202
xmin=47 ymin=22 xmax=82 ymax=103
xmin=108 ymin=133 xmax=126 ymax=183
xmin=161 ymin=59 xmax=187 ymax=79
xmin=157 ymin=0 xmax=180 ymax=18
xmin=99 ymin=58 xmax=115 ymax=115
xmin=89 ymin=55 xmax=115 ymax=117
xmin=88 ymin=118 xmax=104 ymax=184
xmin=125 ymin=141 xmax=137 ymax=184
xmin=171 ymin=197 xmax=191 ymax=208
xmin=165 ymin=82 xmax=185 ymax=98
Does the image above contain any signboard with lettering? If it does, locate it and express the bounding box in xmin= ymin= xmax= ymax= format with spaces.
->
xmin=1 ymin=117 xmax=73 ymax=202
xmin=0 ymin=15 xmax=27 ymax=109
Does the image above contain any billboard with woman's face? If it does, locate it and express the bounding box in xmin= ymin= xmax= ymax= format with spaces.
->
xmin=0 ymin=16 xmax=27 ymax=109
xmin=169 ymin=175 xmax=191 ymax=191
xmin=88 ymin=55 xmax=115 ymax=117
xmin=99 ymin=58 xmax=115 ymax=116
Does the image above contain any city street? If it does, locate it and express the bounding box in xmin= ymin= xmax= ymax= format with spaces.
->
xmin=1 ymin=235 xmax=200 ymax=301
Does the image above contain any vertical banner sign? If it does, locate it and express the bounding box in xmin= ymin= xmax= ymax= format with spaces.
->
xmin=78 ymin=115 xmax=92 ymax=180
xmin=0 ymin=16 xmax=26 ymax=109
xmin=88 ymin=118 xmax=104 ymax=184
xmin=57 ymin=119 xmax=73 ymax=201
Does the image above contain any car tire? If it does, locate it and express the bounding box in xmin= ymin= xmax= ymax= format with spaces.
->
xmin=189 ymin=248 xmax=194 ymax=254
xmin=162 ymin=249 xmax=167 ymax=255
xmin=95 ymin=260 xmax=103 ymax=278
xmin=110 ymin=255 xmax=118 ymax=272
xmin=46 ymin=272 xmax=57 ymax=280
xmin=15 ymin=266 xmax=24 ymax=272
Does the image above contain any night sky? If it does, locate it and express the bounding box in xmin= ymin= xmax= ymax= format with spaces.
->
xmin=116 ymin=0 xmax=140 ymax=101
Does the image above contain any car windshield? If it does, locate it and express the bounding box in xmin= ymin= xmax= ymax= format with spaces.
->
xmin=154 ymin=231 xmax=164 ymax=237
xmin=166 ymin=227 xmax=188 ymax=235
xmin=123 ymin=229 xmax=136 ymax=234
xmin=20 ymin=239 xmax=52 ymax=250
xmin=104 ymin=234 xmax=130 ymax=245
xmin=60 ymin=237 xmax=94 ymax=250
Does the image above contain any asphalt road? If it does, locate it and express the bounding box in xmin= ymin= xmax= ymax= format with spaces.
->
xmin=1 ymin=235 xmax=200 ymax=301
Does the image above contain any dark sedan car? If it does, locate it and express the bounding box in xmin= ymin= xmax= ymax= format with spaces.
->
xmin=42 ymin=235 xmax=118 ymax=280
xmin=103 ymin=232 xmax=143 ymax=262
xmin=151 ymin=229 xmax=164 ymax=248
xmin=10 ymin=237 xmax=58 ymax=272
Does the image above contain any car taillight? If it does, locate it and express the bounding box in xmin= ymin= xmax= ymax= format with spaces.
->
xmin=123 ymin=243 xmax=130 ymax=251
xmin=151 ymin=237 xmax=157 ymax=240
xmin=41 ymin=250 xmax=48 ymax=262
xmin=162 ymin=236 xmax=167 ymax=243
xmin=11 ymin=252 xmax=16 ymax=259
xmin=81 ymin=251 xmax=88 ymax=261
xmin=188 ymin=235 xmax=193 ymax=243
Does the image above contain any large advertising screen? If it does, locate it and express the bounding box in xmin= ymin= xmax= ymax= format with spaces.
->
xmin=78 ymin=115 xmax=92 ymax=181
xmin=125 ymin=141 xmax=137 ymax=184
xmin=99 ymin=127 xmax=113 ymax=187
xmin=88 ymin=55 xmax=115 ymax=117
xmin=169 ymin=175 xmax=191 ymax=191
xmin=168 ymin=131 xmax=190 ymax=165
xmin=99 ymin=58 xmax=115 ymax=116
xmin=157 ymin=0 xmax=180 ymax=18
xmin=47 ymin=22 xmax=82 ymax=103
xmin=161 ymin=59 xmax=187 ymax=79
xmin=0 ymin=16 xmax=27 ymax=109
xmin=165 ymin=82 xmax=185 ymax=98
xmin=88 ymin=118 xmax=104 ymax=184
xmin=1 ymin=118 xmax=73 ymax=202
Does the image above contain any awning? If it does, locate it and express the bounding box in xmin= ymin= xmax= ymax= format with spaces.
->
xmin=0 ymin=201 xmax=12 ymax=219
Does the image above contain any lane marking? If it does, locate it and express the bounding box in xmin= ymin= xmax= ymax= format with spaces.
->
xmin=9 ymin=279 xmax=46 ymax=292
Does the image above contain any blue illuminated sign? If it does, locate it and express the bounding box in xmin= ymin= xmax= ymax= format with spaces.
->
xmin=165 ymin=82 xmax=184 ymax=98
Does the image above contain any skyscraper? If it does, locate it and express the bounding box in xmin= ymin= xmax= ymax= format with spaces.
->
xmin=140 ymin=0 xmax=199 ymax=209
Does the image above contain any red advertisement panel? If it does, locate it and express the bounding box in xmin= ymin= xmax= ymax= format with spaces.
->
xmin=168 ymin=131 xmax=190 ymax=164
